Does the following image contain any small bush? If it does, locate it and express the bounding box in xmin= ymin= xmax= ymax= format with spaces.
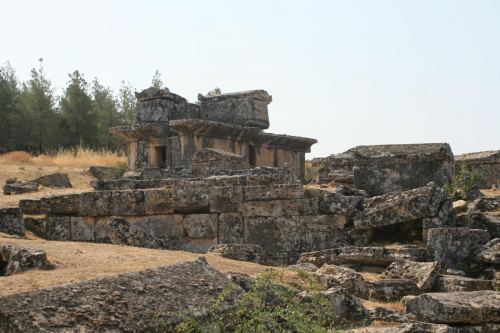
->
xmin=444 ymin=165 xmax=482 ymax=201
xmin=104 ymin=161 xmax=128 ymax=179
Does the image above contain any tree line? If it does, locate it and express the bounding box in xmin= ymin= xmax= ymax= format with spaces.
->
xmin=0 ymin=59 xmax=165 ymax=154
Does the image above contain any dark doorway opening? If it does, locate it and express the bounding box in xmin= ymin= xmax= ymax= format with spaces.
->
xmin=161 ymin=147 xmax=167 ymax=168
xmin=249 ymin=145 xmax=256 ymax=167
xmin=0 ymin=257 xmax=7 ymax=276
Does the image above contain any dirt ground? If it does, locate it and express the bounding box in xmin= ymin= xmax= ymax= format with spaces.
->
xmin=0 ymin=164 xmax=95 ymax=208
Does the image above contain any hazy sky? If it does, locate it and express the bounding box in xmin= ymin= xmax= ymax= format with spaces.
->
xmin=2 ymin=0 xmax=499 ymax=158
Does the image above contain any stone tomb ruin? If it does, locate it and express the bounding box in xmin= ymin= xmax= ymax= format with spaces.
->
xmin=110 ymin=88 xmax=316 ymax=180
xmin=455 ymin=150 xmax=500 ymax=189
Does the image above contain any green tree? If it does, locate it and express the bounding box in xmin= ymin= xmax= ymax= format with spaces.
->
xmin=60 ymin=70 xmax=97 ymax=149
xmin=206 ymin=86 xmax=221 ymax=96
xmin=0 ymin=62 xmax=21 ymax=152
xmin=118 ymin=81 xmax=136 ymax=125
xmin=91 ymin=78 xmax=126 ymax=150
xmin=151 ymin=70 xmax=163 ymax=89
xmin=18 ymin=58 xmax=59 ymax=153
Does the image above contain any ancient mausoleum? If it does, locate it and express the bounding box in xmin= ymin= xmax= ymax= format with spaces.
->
xmin=110 ymin=88 xmax=316 ymax=180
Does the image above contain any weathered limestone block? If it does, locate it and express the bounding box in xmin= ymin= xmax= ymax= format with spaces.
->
xmin=298 ymin=246 xmax=426 ymax=267
xmin=94 ymin=217 xmax=111 ymax=243
xmin=106 ymin=216 xmax=174 ymax=250
xmin=218 ymin=212 xmax=244 ymax=244
xmin=0 ymin=257 xmax=244 ymax=332
xmin=40 ymin=193 xmax=80 ymax=214
xmin=369 ymin=306 xmax=412 ymax=324
xmin=299 ymin=215 xmax=349 ymax=251
xmin=208 ymin=186 xmax=243 ymax=212
xmin=453 ymin=200 xmax=468 ymax=213
xmin=198 ymin=90 xmax=271 ymax=129
xmin=46 ymin=216 xmax=70 ymax=240
xmin=313 ymin=287 xmax=370 ymax=324
xmin=79 ymin=191 xmax=112 ymax=216
xmin=433 ymin=275 xmax=493 ymax=292
xmin=182 ymin=214 xmax=217 ymax=238
xmin=208 ymin=244 xmax=267 ymax=264
xmin=367 ymin=279 xmax=420 ymax=300
xmin=23 ymin=217 xmax=47 ymax=238
xmin=0 ymin=243 xmax=50 ymax=276
xmin=191 ymin=148 xmax=247 ymax=177
xmin=109 ymin=190 xmax=145 ymax=215
xmin=469 ymin=213 xmax=500 ymax=238
xmin=70 ymin=217 xmax=95 ymax=241
xmin=455 ymin=150 xmax=500 ymax=189
xmin=427 ymin=228 xmax=490 ymax=271
xmin=0 ymin=208 xmax=24 ymax=236
xmin=468 ymin=197 xmax=500 ymax=213
xmin=206 ymin=175 xmax=249 ymax=187
xmin=245 ymin=216 xmax=300 ymax=252
xmin=3 ymin=181 xmax=38 ymax=195
xmin=383 ymin=259 xmax=440 ymax=291
xmin=143 ymin=189 xmax=174 ymax=214
xmin=476 ymin=238 xmax=500 ymax=264
xmin=242 ymin=198 xmax=319 ymax=217
xmin=353 ymin=183 xmax=443 ymax=230
xmin=18 ymin=199 xmax=41 ymax=215
xmin=35 ymin=173 xmax=72 ymax=188
xmin=318 ymin=185 xmax=366 ymax=215
xmin=170 ymin=180 xmax=209 ymax=212
xmin=243 ymin=184 xmax=304 ymax=201
xmin=404 ymin=291 xmax=500 ymax=324
xmin=314 ymin=264 xmax=369 ymax=298
xmin=287 ymin=262 xmax=319 ymax=273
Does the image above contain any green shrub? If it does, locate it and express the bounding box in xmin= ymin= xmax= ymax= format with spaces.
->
xmin=157 ymin=269 xmax=347 ymax=332
xmin=444 ymin=165 xmax=482 ymax=201
xmin=104 ymin=161 xmax=128 ymax=179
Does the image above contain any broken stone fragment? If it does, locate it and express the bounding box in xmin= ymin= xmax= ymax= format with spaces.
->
xmin=433 ymin=275 xmax=493 ymax=292
xmin=404 ymin=291 xmax=500 ymax=324
xmin=0 ymin=243 xmax=50 ymax=276
xmin=352 ymin=182 xmax=443 ymax=230
xmin=35 ymin=173 xmax=72 ymax=188
xmin=369 ymin=306 xmax=412 ymax=324
xmin=208 ymin=244 xmax=267 ymax=265
xmin=427 ymin=228 xmax=490 ymax=271
xmin=0 ymin=208 xmax=24 ymax=236
xmin=314 ymin=264 xmax=369 ymax=298
xmin=3 ymin=181 xmax=38 ymax=195
xmin=469 ymin=213 xmax=500 ymax=238
xmin=476 ymin=238 xmax=500 ymax=264
xmin=467 ymin=196 xmax=500 ymax=213
xmin=367 ymin=279 xmax=420 ymax=300
xmin=383 ymin=259 xmax=440 ymax=291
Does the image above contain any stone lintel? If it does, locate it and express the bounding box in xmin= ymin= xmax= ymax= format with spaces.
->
xmin=170 ymin=119 xmax=317 ymax=152
xmin=197 ymin=90 xmax=272 ymax=104
xmin=109 ymin=123 xmax=176 ymax=140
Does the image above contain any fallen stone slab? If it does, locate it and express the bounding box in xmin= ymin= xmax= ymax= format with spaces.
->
xmin=367 ymin=279 xmax=420 ymax=300
xmin=208 ymin=244 xmax=267 ymax=265
xmin=476 ymin=238 xmax=500 ymax=264
xmin=469 ymin=213 xmax=500 ymax=238
xmin=35 ymin=173 xmax=72 ymax=188
xmin=427 ymin=228 xmax=490 ymax=271
xmin=468 ymin=197 xmax=500 ymax=213
xmin=369 ymin=306 xmax=412 ymax=323
xmin=0 ymin=257 xmax=244 ymax=332
xmin=404 ymin=291 xmax=500 ymax=324
xmin=0 ymin=208 xmax=24 ymax=236
xmin=352 ymin=182 xmax=443 ymax=230
xmin=383 ymin=259 xmax=440 ymax=291
xmin=3 ymin=181 xmax=38 ymax=195
xmin=314 ymin=264 xmax=369 ymax=298
xmin=299 ymin=287 xmax=370 ymax=324
xmin=318 ymin=185 xmax=365 ymax=215
xmin=0 ymin=243 xmax=50 ymax=276
xmin=433 ymin=275 xmax=493 ymax=292
xmin=298 ymin=246 xmax=426 ymax=267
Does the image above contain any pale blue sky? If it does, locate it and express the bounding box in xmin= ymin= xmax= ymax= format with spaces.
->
xmin=2 ymin=0 xmax=499 ymax=158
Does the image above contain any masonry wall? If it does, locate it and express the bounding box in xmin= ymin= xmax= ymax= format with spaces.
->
xmin=454 ymin=151 xmax=500 ymax=188
xmin=21 ymin=174 xmax=352 ymax=264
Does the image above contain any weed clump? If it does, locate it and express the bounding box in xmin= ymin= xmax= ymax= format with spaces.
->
xmin=444 ymin=165 xmax=482 ymax=201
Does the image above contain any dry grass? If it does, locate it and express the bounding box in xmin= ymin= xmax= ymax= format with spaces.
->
xmin=0 ymin=147 xmax=126 ymax=169
xmin=0 ymin=234 xmax=278 ymax=297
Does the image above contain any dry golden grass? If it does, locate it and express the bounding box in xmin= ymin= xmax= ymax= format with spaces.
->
xmin=0 ymin=147 xmax=126 ymax=169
